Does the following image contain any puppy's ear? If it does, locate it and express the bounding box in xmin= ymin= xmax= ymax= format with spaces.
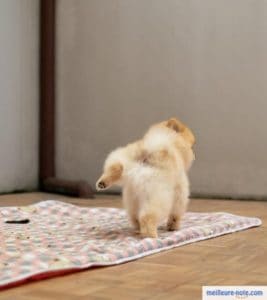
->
xmin=166 ymin=118 xmax=183 ymax=133
xmin=166 ymin=117 xmax=196 ymax=147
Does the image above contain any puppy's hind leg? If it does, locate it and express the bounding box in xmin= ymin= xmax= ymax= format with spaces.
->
xmin=167 ymin=212 xmax=182 ymax=231
xmin=139 ymin=212 xmax=159 ymax=238
xmin=122 ymin=186 xmax=140 ymax=231
xmin=96 ymin=163 xmax=123 ymax=190
xmin=129 ymin=214 xmax=140 ymax=231
xmin=167 ymin=185 xmax=189 ymax=231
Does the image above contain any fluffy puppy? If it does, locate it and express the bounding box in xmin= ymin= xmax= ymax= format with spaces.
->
xmin=96 ymin=118 xmax=195 ymax=238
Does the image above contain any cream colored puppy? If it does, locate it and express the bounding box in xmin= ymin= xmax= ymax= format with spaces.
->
xmin=96 ymin=118 xmax=195 ymax=238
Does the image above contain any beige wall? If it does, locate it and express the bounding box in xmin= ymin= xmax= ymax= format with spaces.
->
xmin=0 ymin=0 xmax=39 ymax=193
xmin=56 ymin=0 xmax=267 ymax=198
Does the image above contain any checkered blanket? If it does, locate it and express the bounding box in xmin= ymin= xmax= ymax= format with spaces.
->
xmin=0 ymin=200 xmax=262 ymax=289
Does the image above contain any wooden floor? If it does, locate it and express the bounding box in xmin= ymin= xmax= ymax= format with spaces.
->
xmin=0 ymin=192 xmax=266 ymax=300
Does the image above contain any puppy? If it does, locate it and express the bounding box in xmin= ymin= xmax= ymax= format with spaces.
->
xmin=96 ymin=118 xmax=195 ymax=238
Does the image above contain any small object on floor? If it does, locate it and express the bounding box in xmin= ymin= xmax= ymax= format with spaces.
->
xmin=5 ymin=219 xmax=30 ymax=224
xmin=0 ymin=200 xmax=262 ymax=290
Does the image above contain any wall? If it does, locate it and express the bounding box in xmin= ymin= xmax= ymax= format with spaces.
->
xmin=56 ymin=0 xmax=267 ymax=198
xmin=0 ymin=0 xmax=39 ymax=193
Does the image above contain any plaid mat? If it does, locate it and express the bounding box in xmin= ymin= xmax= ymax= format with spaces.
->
xmin=0 ymin=200 xmax=262 ymax=289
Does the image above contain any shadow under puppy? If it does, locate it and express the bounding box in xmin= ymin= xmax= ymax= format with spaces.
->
xmin=96 ymin=118 xmax=195 ymax=238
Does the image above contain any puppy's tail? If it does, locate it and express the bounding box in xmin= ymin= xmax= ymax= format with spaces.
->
xmin=96 ymin=162 xmax=123 ymax=191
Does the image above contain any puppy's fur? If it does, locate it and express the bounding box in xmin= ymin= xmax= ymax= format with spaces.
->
xmin=96 ymin=118 xmax=195 ymax=238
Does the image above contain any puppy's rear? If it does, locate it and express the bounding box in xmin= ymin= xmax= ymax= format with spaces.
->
xmin=96 ymin=118 xmax=194 ymax=189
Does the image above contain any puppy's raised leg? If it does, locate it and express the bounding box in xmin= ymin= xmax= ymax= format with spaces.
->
xmin=96 ymin=162 xmax=123 ymax=190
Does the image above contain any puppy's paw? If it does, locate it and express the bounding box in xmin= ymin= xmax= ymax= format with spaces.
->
xmin=140 ymin=230 xmax=158 ymax=239
xmin=167 ymin=223 xmax=179 ymax=231
xmin=167 ymin=215 xmax=181 ymax=231
xmin=96 ymin=180 xmax=107 ymax=191
xmin=140 ymin=214 xmax=158 ymax=238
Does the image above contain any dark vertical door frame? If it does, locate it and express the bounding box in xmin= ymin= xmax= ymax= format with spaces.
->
xmin=39 ymin=0 xmax=55 ymax=181
xmin=39 ymin=0 xmax=94 ymax=198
